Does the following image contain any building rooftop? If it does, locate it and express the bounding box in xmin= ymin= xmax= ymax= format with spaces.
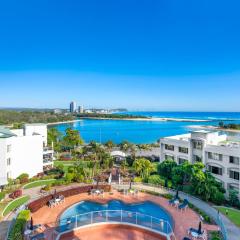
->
xmin=24 ymin=123 xmax=47 ymax=126
xmin=164 ymin=133 xmax=191 ymax=141
xmin=0 ymin=127 xmax=17 ymax=138
xmin=192 ymin=130 xmax=212 ymax=134
xmin=218 ymin=140 xmax=240 ymax=148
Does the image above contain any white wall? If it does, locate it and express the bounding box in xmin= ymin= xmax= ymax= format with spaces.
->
xmin=10 ymin=135 xmax=43 ymax=178
xmin=24 ymin=124 xmax=47 ymax=146
xmin=0 ymin=139 xmax=8 ymax=186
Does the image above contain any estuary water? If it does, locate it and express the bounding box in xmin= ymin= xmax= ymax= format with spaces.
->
xmin=51 ymin=112 xmax=240 ymax=144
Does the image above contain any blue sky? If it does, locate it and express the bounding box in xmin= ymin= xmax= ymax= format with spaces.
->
xmin=0 ymin=0 xmax=239 ymax=111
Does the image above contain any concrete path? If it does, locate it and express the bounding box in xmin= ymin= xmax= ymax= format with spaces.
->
xmin=130 ymin=183 xmax=240 ymax=240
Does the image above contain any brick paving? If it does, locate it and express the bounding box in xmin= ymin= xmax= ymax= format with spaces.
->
xmin=32 ymin=190 xmax=218 ymax=240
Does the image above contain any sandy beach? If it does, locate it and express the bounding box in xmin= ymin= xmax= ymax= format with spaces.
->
xmin=188 ymin=125 xmax=240 ymax=133
xmin=47 ymin=119 xmax=83 ymax=126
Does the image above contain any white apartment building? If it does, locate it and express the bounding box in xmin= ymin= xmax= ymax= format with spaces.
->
xmin=160 ymin=130 xmax=240 ymax=198
xmin=0 ymin=124 xmax=54 ymax=186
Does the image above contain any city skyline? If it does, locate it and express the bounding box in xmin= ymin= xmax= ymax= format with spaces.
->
xmin=0 ymin=1 xmax=240 ymax=111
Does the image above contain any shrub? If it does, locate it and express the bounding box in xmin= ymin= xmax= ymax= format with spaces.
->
xmin=210 ymin=231 xmax=222 ymax=240
xmin=74 ymin=173 xmax=84 ymax=183
xmin=161 ymin=193 xmax=174 ymax=199
xmin=188 ymin=203 xmax=212 ymax=224
xmin=9 ymin=190 xmax=22 ymax=199
xmin=52 ymin=179 xmax=67 ymax=186
xmin=228 ymin=190 xmax=240 ymax=208
xmin=133 ymin=177 xmax=143 ymax=183
xmin=65 ymin=173 xmax=74 ymax=183
xmin=17 ymin=173 xmax=29 ymax=184
xmin=148 ymin=175 xmax=165 ymax=186
xmin=42 ymin=183 xmax=52 ymax=191
xmin=8 ymin=210 xmax=30 ymax=240
xmin=211 ymin=191 xmax=225 ymax=205
xmin=67 ymin=166 xmax=75 ymax=174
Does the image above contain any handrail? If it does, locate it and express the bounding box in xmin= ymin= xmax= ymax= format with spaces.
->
xmin=113 ymin=182 xmax=227 ymax=240
xmin=56 ymin=210 xmax=175 ymax=240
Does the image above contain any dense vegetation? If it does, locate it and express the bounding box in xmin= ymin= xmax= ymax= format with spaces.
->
xmin=8 ymin=210 xmax=30 ymax=240
xmin=218 ymin=121 xmax=240 ymax=130
xmin=76 ymin=113 xmax=148 ymax=119
xmin=157 ymin=160 xmax=226 ymax=204
xmin=0 ymin=110 xmax=75 ymax=126
xmin=47 ymin=127 xmax=229 ymax=206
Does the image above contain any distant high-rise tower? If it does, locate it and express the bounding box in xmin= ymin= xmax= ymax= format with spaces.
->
xmin=70 ymin=101 xmax=77 ymax=113
xmin=78 ymin=105 xmax=84 ymax=113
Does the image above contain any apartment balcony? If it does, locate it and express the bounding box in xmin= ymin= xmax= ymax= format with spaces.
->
xmin=43 ymin=158 xmax=54 ymax=166
xmin=43 ymin=146 xmax=54 ymax=154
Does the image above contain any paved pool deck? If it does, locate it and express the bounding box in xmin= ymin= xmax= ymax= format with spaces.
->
xmin=31 ymin=190 xmax=218 ymax=240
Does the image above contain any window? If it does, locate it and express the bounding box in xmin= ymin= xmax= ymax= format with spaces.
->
xmin=193 ymin=140 xmax=203 ymax=150
xmin=179 ymin=147 xmax=188 ymax=154
xmin=208 ymin=152 xmax=222 ymax=161
xmin=193 ymin=155 xmax=202 ymax=162
xmin=178 ymin=157 xmax=187 ymax=164
xmin=208 ymin=165 xmax=223 ymax=175
xmin=228 ymin=184 xmax=239 ymax=193
xmin=7 ymin=145 xmax=11 ymax=153
xmin=165 ymin=144 xmax=174 ymax=151
xmin=165 ymin=154 xmax=174 ymax=161
xmin=7 ymin=158 xmax=11 ymax=166
xmin=229 ymin=170 xmax=239 ymax=181
xmin=229 ymin=156 xmax=240 ymax=165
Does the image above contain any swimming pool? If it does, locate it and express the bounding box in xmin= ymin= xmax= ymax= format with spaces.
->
xmin=58 ymin=200 xmax=173 ymax=234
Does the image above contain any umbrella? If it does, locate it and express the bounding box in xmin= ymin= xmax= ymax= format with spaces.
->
xmin=30 ymin=217 xmax=34 ymax=230
xmin=198 ymin=221 xmax=202 ymax=234
xmin=175 ymin=189 xmax=179 ymax=199
xmin=129 ymin=179 xmax=132 ymax=190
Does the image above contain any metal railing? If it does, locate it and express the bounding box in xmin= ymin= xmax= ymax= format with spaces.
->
xmin=112 ymin=182 xmax=228 ymax=240
xmin=55 ymin=210 xmax=174 ymax=240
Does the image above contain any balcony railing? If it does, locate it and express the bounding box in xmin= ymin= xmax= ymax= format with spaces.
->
xmin=55 ymin=210 xmax=175 ymax=240
xmin=43 ymin=159 xmax=53 ymax=164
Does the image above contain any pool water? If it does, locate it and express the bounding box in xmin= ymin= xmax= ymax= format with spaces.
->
xmin=59 ymin=200 xmax=173 ymax=234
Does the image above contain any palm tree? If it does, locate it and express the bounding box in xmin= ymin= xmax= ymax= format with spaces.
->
xmin=47 ymin=128 xmax=62 ymax=155
xmin=133 ymin=158 xmax=154 ymax=179
xmin=104 ymin=140 xmax=115 ymax=151
xmin=47 ymin=128 xmax=62 ymax=146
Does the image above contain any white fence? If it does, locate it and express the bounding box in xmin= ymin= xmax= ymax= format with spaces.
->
xmin=56 ymin=210 xmax=175 ymax=240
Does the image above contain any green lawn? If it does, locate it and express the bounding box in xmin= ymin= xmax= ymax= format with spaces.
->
xmin=54 ymin=160 xmax=76 ymax=165
xmin=3 ymin=195 xmax=30 ymax=216
xmin=54 ymin=161 xmax=75 ymax=173
xmin=216 ymin=206 xmax=240 ymax=227
xmin=23 ymin=179 xmax=56 ymax=189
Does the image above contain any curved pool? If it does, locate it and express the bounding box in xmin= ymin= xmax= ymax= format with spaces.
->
xmin=58 ymin=200 xmax=173 ymax=234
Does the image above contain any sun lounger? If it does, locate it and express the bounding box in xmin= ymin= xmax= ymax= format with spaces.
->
xmin=169 ymin=197 xmax=177 ymax=205
xmin=30 ymin=232 xmax=45 ymax=240
xmin=178 ymin=199 xmax=189 ymax=211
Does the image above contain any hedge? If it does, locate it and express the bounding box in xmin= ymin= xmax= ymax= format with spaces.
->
xmin=8 ymin=210 xmax=30 ymax=240
xmin=28 ymin=184 xmax=111 ymax=213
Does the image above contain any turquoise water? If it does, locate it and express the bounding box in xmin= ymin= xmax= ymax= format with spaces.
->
xmin=52 ymin=112 xmax=240 ymax=144
xmin=59 ymin=200 xmax=173 ymax=233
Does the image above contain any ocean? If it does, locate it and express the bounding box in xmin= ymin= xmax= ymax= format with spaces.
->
xmin=52 ymin=112 xmax=240 ymax=144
